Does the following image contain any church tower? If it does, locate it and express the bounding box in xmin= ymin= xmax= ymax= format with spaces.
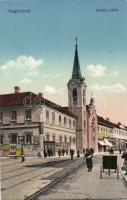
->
xmin=67 ymin=38 xmax=87 ymax=152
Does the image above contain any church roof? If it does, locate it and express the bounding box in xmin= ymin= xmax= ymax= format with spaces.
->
xmin=72 ymin=38 xmax=82 ymax=80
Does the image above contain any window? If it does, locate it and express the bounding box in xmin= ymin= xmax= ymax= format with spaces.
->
xmin=84 ymin=120 xmax=86 ymax=128
xmin=64 ymin=117 xmax=67 ymax=125
xmin=73 ymin=137 xmax=76 ymax=144
xmin=59 ymin=136 xmax=62 ymax=143
xmin=52 ymin=112 xmax=55 ymax=123
xmin=11 ymin=111 xmax=17 ymax=121
xmin=26 ymin=133 xmax=32 ymax=144
xmin=69 ymin=119 xmax=71 ymax=126
xmin=0 ymin=134 xmax=4 ymax=144
xmin=59 ymin=115 xmax=61 ymax=124
xmin=0 ymin=112 xmax=3 ymax=122
xmin=73 ymin=120 xmax=75 ymax=127
xmin=72 ymin=88 xmax=77 ymax=105
xmin=83 ymin=90 xmax=85 ymax=104
xmin=64 ymin=136 xmax=67 ymax=143
xmin=46 ymin=110 xmax=49 ymax=121
xmin=46 ymin=135 xmax=50 ymax=141
xmin=53 ymin=135 xmax=55 ymax=141
xmin=25 ymin=109 xmax=31 ymax=120
xmin=18 ymin=136 xmax=24 ymax=144
xmin=10 ymin=133 xmax=17 ymax=144
xmin=69 ymin=137 xmax=72 ymax=143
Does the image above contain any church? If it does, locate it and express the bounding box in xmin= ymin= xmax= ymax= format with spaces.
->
xmin=67 ymin=39 xmax=98 ymax=152
xmin=0 ymin=40 xmax=98 ymax=157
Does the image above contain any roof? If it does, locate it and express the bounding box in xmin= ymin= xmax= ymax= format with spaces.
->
xmin=97 ymin=115 xmax=118 ymax=129
xmin=0 ymin=91 xmax=76 ymax=118
xmin=72 ymin=39 xmax=82 ymax=80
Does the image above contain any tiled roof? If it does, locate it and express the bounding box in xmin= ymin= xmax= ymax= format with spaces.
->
xmin=0 ymin=92 xmax=36 ymax=106
xmin=0 ymin=92 xmax=76 ymax=118
xmin=97 ymin=115 xmax=127 ymax=130
xmin=97 ymin=115 xmax=118 ymax=128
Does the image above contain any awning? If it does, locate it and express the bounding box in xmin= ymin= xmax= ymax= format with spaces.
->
xmin=104 ymin=139 xmax=113 ymax=147
xmin=98 ymin=140 xmax=106 ymax=146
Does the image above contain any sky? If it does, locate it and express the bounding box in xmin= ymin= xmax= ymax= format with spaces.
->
xmin=0 ymin=0 xmax=127 ymax=125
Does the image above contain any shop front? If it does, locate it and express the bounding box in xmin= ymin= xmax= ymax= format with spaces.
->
xmin=44 ymin=141 xmax=55 ymax=157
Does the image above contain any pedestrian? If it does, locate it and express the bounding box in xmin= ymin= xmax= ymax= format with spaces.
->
xmin=58 ymin=148 xmax=61 ymax=158
xmin=121 ymin=149 xmax=127 ymax=175
xmin=119 ymin=148 xmax=122 ymax=154
xmin=21 ymin=152 xmax=25 ymax=163
xmin=66 ymin=149 xmax=68 ymax=155
xmin=109 ymin=147 xmax=114 ymax=154
xmin=84 ymin=150 xmax=93 ymax=172
xmin=90 ymin=147 xmax=94 ymax=155
xmin=48 ymin=148 xmax=51 ymax=157
xmin=62 ymin=149 xmax=65 ymax=156
xmin=70 ymin=149 xmax=74 ymax=160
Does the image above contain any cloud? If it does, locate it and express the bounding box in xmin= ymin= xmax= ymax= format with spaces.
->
xmin=18 ymin=78 xmax=32 ymax=84
xmin=110 ymin=70 xmax=118 ymax=77
xmin=44 ymin=86 xmax=62 ymax=95
xmin=0 ymin=55 xmax=43 ymax=70
xmin=86 ymin=64 xmax=106 ymax=77
xmin=27 ymin=71 xmax=39 ymax=76
xmin=90 ymin=83 xmax=126 ymax=93
xmin=41 ymin=73 xmax=61 ymax=78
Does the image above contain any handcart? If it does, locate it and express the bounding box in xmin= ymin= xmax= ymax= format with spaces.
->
xmin=100 ymin=155 xmax=119 ymax=179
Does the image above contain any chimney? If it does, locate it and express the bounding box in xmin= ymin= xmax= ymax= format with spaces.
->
xmin=106 ymin=118 xmax=110 ymax=121
xmin=14 ymin=86 xmax=20 ymax=93
xmin=38 ymin=93 xmax=43 ymax=98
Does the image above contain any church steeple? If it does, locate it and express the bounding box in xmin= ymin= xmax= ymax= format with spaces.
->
xmin=72 ymin=37 xmax=82 ymax=80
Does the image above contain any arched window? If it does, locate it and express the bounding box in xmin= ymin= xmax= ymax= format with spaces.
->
xmin=72 ymin=88 xmax=77 ymax=105
xmin=83 ymin=90 xmax=85 ymax=103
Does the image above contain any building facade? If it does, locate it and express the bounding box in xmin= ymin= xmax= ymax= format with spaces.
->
xmin=0 ymin=87 xmax=76 ymax=157
xmin=97 ymin=116 xmax=127 ymax=152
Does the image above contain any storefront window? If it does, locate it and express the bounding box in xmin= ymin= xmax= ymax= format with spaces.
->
xmin=10 ymin=133 xmax=17 ymax=144
xmin=0 ymin=134 xmax=4 ymax=144
xmin=26 ymin=133 xmax=32 ymax=144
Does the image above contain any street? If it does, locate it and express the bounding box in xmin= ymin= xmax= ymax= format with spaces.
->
xmin=37 ymin=154 xmax=127 ymax=200
xmin=1 ymin=154 xmax=127 ymax=200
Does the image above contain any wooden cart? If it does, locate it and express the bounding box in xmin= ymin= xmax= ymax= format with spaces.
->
xmin=100 ymin=155 xmax=119 ymax=179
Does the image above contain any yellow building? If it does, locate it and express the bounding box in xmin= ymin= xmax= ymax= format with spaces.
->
xmin=97 ymin=116 xmax=114 ymax=152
